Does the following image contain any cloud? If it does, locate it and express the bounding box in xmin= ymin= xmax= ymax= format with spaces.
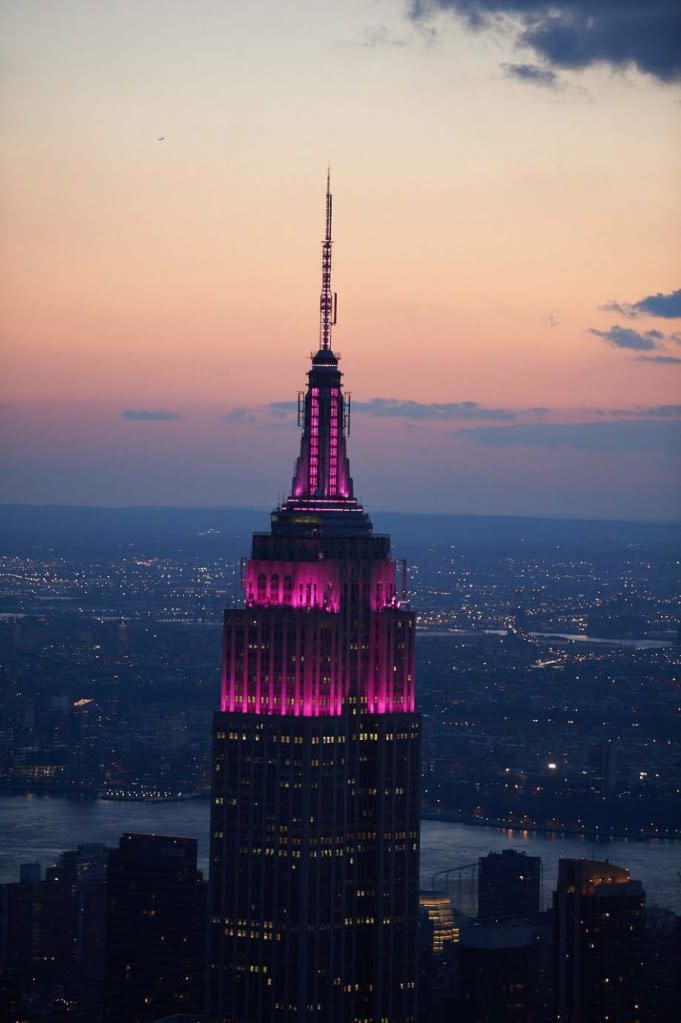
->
xmin=452 ymin=420 xmax=681 ymax=454
xmin=359 ymin=25 xmax=408 ymax=47
xmin=503 ymin=62 xmax=559 ymax=88
xmin=601 ymin=288 xmax=681 ymax=319
xmin=223 ymin=407 xmax=257 ymax=423
xmin=635 ymin=289 xmax=681 ymax=317
xmin=350 ymin=398 xmax=517 ymax=420
xmin=612 ymin=404 xmax=681 ymax=417
xmin=588 ymin=325 xmax=661 ymax=351
xmin=408 ymin=2 xmax=681 ymax=83
xmin=637 ymin=354 xmax=681 ymax=365
xmin=270 ymin=397 xmax=521 ymax=420
xmin=647 ymin=403 xmax=681 ymax=415
xmin=121 ymin=409 xmax=180 ymax=421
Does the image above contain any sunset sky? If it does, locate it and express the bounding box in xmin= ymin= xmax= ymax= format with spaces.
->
xmin=2 ymin=0 xmax=680 ymax=520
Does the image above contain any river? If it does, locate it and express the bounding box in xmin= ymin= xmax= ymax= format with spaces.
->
xmin=1 ymin=795 xmax=678 ymax=913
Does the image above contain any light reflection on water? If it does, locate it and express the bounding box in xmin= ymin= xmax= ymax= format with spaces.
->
xmin=1 ymin=796 xmax=678 ymax=914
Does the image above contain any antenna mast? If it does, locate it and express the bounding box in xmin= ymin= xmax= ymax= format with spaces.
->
xmin=319 ymin=169 xmax=337 ymax=350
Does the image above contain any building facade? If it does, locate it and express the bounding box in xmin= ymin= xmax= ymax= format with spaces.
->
xmin=208 ymin=179 xmax=421 ymax=1023
xmin=554 ymin=858 xmax=645 ymax=1023
xmin=478 ymin=849 xmax=541 ymax=923
xmin=104 ymin=833 xmax=206 ymax=1023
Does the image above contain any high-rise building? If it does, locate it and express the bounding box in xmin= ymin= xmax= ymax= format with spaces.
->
xmin=478 ymin=849 xmax=541 ymax=923
xmin=104 ymin=833 xmax=206 ymax=1023
xmin=208 ymin=177 xmax=421 ymax=1023
xmin=554 ymin=858 xmax=645 ymax=1023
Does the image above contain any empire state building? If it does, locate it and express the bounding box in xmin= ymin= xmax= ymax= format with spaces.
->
xmin=208 ymin=178 xmax=420 ymax=1023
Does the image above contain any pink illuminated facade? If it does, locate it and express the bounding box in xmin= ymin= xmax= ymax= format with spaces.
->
xmin=209 ymin=178 xmax=420 ymax=1023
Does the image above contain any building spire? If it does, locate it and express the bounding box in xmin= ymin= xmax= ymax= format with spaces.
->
xmin=269 ymin=176 xmax=371 ymax=536
xmin=319 ymin=169 xmax=336 ymax=351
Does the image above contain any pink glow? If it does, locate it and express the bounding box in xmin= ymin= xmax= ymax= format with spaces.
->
xmin=336 ymin=438 xmax=351 ymax=499
xmin=221 ymin=553 xmax=414 ymax=717
xmin=220 ymin=608 xmax=345 ymax=717
xmin=309 ymin=387 xmax=319 ymax=494
xmin=287 ymin=368 xmax=356 ymax=505
xmin=245 ymin=559 xmax=342 ymax=611
xmin=329 ymin=390 xmax=338 ymax=495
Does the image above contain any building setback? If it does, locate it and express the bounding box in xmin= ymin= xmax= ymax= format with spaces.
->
xmin=208 ymin=177 xmax=421 ymax=1023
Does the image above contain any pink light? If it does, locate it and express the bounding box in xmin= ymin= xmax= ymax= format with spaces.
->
xmin=286 ymin=367 xmax=356 ymax=505
xmin=245 ymin=559 xmax=341 ymax=611
xmin=222 ymin=558 xmax=415 ymax=717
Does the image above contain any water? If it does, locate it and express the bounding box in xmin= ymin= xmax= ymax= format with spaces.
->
xmin=2 ymin=795 xmax=679 ymax=912
xmin=417 ymin=627 xmax=672 ymax=650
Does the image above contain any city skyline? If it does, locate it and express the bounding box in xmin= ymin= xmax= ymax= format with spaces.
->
xmin=1 ymin=0 xmax=680 ymax=519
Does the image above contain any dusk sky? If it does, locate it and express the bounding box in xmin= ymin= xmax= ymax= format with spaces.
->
xmin=2 ymin=1 xmax=680 ymax=520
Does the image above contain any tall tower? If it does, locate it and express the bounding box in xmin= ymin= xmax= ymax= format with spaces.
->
xmin=208 ymin=178 xmax=421 ymax=1023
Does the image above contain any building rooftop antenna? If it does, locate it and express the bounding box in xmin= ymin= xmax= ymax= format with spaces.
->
xmin=319 ymin=168 xmax=337 ymax=351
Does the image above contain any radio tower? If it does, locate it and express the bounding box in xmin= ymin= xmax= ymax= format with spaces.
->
xmin=319 ymin=168 xmax=336 ymax=351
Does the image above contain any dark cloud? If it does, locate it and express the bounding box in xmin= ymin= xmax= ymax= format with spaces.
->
xmin=408 ymin=2 xmax=681 ymax=83
xmin=452 ymin=420 xmax=681 ymax=454
xmin=121 ymin=409 xmax=180 ymax=421
xmin=635 ymin=289 xmax=681 ymax=317
xmin=270 ymin=398 xmax=519 ymax=420
xmin=601 ymin=288 xmax=681 ymax=319
xmin=223 ymin=408 xmax=257 ymax=423
xmin=644 ymin=403 xmax=681 ymax=416
xmin=503 ymin=62 xmax=559 ymax=87
xmin=637 ymin=354 xmax=681 ymax=365
xmin=350 ymin=398 xmax=517 ymax=420
xmin=611 ymin=404 xmax=681 ymax=417
xmin=589 ymin=325 xmax=661 ymax=351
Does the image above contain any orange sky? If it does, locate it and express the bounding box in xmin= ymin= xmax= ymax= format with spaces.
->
xmin=1 ymin=1 xmax=679 ymax=517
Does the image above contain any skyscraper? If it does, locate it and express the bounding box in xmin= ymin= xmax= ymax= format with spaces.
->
xmin=208 ymin=177 xmax=421 ymax=1023
xmin=104 ymin=834 xmax=207 ymax=1023
xmin=478 ymin=849 xmax=541 ymax=923
xmin=554 ymin=858 xmax=645 ymax=1023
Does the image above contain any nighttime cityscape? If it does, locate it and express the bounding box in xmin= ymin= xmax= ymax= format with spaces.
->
xmin=1 ymin=501 xmax=680 ymax=1020
xmin=0 ymin=509 xmax=679 ymax=839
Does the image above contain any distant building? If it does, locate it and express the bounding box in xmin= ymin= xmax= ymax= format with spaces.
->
xmin=49 ymin=843 xmax=110 ymax=1020
xmin=643 ymin=906 xmax=681 ymax=1020
xmin=18 ymin=862 xmax=41 ymax=884
xmin=420 ymin=891 xmax=460 ymax=955
xmin=478 ymin=849 xmax=541 ymax=923
xmin=457 ymin=920 xmax=541 ymax=1023
xmin=591 ymin=738 xmax=618 ymax=797
xmin=554 ymin=858 xmax=645 ymax=1023
xmin=0 ymin=861 xmax=76 ymax=1015
xmin=104 ymin=833 xmax=206 ymax=1023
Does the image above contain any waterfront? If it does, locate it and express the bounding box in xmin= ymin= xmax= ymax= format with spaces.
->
xmin=1 ymin=795 xmax=679 ymax=913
